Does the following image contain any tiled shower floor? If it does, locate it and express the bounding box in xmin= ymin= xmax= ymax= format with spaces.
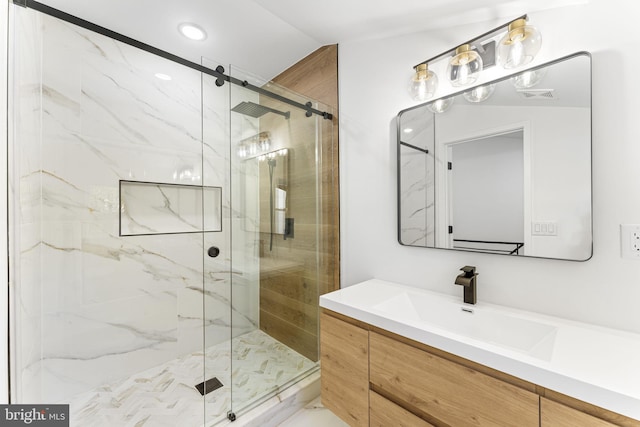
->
xmin=67 ymin=330 xmax=318 ymax=427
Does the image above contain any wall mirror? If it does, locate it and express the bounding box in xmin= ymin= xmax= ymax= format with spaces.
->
xmin=397 ymin=52 xmax=592 ymax=261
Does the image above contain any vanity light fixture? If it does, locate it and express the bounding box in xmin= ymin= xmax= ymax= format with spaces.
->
xmin=463 ymin=83 xmax=496 ymax=103
xmin=237 ymin=132 xmax=273 ymax=160
xmin=497 ymin=18 xmax=542 ymax=69
xmin=178 ymin=22 xmax=207 ymax=41
xmin=510 ymin=68 xmax=546 ymax=89
xmin=427 ymin=97 xmax=453 ymax=114
xmin=409 ymin=15 xmax=542 ymax=101
xmin=447 ymin=44 xmax=483 ymax=87
xmin=257 ymin=149 xmax=288 ymax=163
xmin=408 ymin=63 xmax=439 ymax=101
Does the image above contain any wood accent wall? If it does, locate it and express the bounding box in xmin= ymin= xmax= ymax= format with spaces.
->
xmin=259 ymin=45 xmax=339 ymax=361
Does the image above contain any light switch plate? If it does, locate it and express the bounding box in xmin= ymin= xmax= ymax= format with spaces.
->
xmin=620 ymin=224 xmax=640 ymax=259
xmin=532 ymin=221 xmax=557 ymax=236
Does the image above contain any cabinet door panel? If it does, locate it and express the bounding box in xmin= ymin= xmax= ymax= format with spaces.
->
xmin=370 ymin=391 xmax=435 ymax=427
xmin=320 ymin=311 xmax=369 ymax=427
xmin=370 ymin=331 xmax=539 ymax=427
xmin=541 ymin=398 xmax=618 ymax=427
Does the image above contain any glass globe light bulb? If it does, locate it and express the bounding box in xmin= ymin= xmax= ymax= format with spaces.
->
xmin=463 ymin=84 xmax=496 ymax=103
xmin=427 ymin=97 xmax=453 ymax=114
xmin=408 ymin=63 xmax=438 ymax=101
xmin=510 ymin=68 xmax=546 ymax=89
xmin=497 ymin=19 xmax=542 ymax=69
xmin=447 ymin=44 xmax=483 ymax=87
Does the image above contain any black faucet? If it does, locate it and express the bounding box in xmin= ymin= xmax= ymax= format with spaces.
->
xmin=454 ymin=266 xmax=478 ymax=305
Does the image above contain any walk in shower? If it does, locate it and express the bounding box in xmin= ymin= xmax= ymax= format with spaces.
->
xmin=8 ymin=2 xmax=334 ymax=426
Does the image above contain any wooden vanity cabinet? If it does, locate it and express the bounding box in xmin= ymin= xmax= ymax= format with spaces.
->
xmin=369 ymin=390 xmax=435 ymax=427
xmin=541 ymin=398 xmax=617 ymax=427
xmin=369 ymin=331 xmax=539 ymax=426
xmin=320 ymin=311 xmax=369 ymax=427
xmin=320 ymin=309 xmax=640 ymax=427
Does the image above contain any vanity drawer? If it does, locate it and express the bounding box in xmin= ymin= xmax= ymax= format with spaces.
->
xmin=370 ymin=390 xmax=435 ymax=427
xmin=541 ymin=398 xmax=618 ymax=427
xmin=369 ymin=331 xmax=539 ymax=426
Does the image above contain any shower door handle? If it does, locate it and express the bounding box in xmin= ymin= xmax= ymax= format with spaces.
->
xmin=207 ymin=246 xmax=220 ymax=258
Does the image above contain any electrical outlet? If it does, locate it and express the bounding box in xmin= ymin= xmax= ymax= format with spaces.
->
xmin=620 ymin=224 xmax=640 ymax=259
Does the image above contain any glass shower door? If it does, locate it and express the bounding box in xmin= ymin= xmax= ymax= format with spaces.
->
xmin=201 ymin=59 xmax=235 ymax=426
xmin=223 ymin=66 xmax=333 ymax=419
xmin=10 ymin=4 xmax=333 ymax=425
xmin=10 ymin=6 xmax=232 ymax=426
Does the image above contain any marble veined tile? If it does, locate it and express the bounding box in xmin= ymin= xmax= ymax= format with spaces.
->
xmin=40 ymin=226 xmax=204 ymax=307
xmin=399 ymin=145 xmax=434 ymax=246
xmin=278 ymin=397 xmax=348 ymax=427
xmin=66 ymin=329 xmax=318 ymax=427
xmin=120 ymin=181 xmax=222 ymax=235
xmin=14 ymin=9 xmax=43 ymax=144
xmin=9 ymin=7 xmax=268 ymax=418
xmin=39 ymin=15 xmax=203 ymax=153
xmin=231 ymin=372 xmax=319 ymax=427
xmin=23 ymin=228 xmax=233 ymax=404
xmin=41 ymin=134 xmax=205 ymax=208
xmin=202 ymin=74 xmax=231 ymax=191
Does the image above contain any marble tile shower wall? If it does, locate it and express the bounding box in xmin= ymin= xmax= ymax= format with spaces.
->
xmin=11 ymin=9 xmax=260 ymax=404
xmin=398 ymin=112 xmax=435 ymax=247
xmin=11 ymin=6 xmax=43 ymax=407
xmin=399 ymin=147 xmax=434 ymax=246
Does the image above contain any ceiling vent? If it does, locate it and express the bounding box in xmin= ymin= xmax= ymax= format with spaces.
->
xmin=517 ymin=88 xmax=556 ymax=100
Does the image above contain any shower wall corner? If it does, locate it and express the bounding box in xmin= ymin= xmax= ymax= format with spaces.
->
xmin=1 ymin=0 xmax=10 ymax=404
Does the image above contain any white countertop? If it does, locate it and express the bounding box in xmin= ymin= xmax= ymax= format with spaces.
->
xmin=319 ymin=279 xmax=640 ymax=421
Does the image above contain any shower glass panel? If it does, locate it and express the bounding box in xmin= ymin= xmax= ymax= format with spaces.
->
xmin=221 ymin=65 xmax=333 ymax=419
xmin=9 ymin=3 xmax=333 ymax=426
xmin=9 ymin=7 xmax=231 ymax=426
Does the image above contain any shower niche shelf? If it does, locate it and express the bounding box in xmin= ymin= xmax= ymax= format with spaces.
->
xmin=119 ymin=180 xmax=222 ymax=236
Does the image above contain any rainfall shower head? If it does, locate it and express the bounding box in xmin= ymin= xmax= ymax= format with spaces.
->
xmin=231 ymin=101 xmax=290 ymax=119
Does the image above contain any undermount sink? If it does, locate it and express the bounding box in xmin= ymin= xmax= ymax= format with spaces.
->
xmin=372 ymin=292 xmax=557 ymax=359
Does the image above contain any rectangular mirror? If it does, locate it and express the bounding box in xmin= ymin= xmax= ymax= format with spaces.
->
xmin=397 ymin=52 xmax=592 ymax=261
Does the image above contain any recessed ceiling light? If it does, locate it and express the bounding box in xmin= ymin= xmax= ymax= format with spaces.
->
xmin=178 ymin=23 xmax=207 ymax=41
xmin=403 ymin=128 xmax=414 ymax=133
xmin=155 ymin=73 xmax=172 ymax=81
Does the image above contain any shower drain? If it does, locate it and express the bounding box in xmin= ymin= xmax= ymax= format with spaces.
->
xmin=195 ymin=376 xmax=223 ymax=396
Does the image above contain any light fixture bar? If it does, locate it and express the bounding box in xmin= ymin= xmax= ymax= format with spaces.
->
xmin=413 ymin=14 xmax=527 ymax=70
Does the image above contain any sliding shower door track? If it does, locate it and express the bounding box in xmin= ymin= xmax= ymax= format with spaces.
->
xmin=12 ymin=0 xmax=333 ymax=120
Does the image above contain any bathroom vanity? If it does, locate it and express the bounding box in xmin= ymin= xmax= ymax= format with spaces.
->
xmin=319 ymin=280 xmax=640 ymax=426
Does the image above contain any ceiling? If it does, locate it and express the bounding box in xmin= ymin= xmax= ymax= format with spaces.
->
xmin=36 ymin=0 xmax=588 ymax=80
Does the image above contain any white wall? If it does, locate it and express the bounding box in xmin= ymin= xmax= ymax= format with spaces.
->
xmin=339 ymin=0 xmax=640 ymax=334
